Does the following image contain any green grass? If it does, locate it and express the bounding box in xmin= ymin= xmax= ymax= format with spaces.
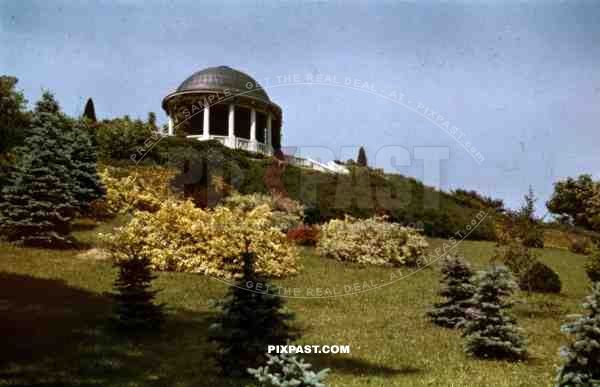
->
xmin=0 ymin=221 xmax=593 ymax=386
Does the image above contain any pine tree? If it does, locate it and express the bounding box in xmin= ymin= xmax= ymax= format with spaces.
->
xmin=209 ymin=244 xmax=297 ymax=376
xmin=111 ymin=254 xmax=164 ymax=331
xmin=83 ymin=98 xmax=97 ymax=122
xmin=0 ymin=112 xmax=77 ymax=247
xmin=357 ymin=146 xmax=367 ymax=167
xmin=428 ymin=255 xmax=476 ymax=328
xmin=248 ymin=353 xmax=330 ymax=387
xmin=461 ymin=265 xmax=528 ymax=360
xmin=68 ymin=120 xmax=105 ymax=211
xmin=556 ymin=283 xmax=600 ymax=386
xmin=35 ymin=90 xmax=61 ymax=114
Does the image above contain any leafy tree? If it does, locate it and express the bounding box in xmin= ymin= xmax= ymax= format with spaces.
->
xmin=0 ymin=112 xmax=77 ymax=247
xmin=83 ymin=98 xmax=97 ymax=122
xmin=461 ymin=265 xmax=528 ymax=360
xmin=0 ymin=75 xmax=31 ymax=154
xmin=547 ymin=175 xmax=600 ymax=231
xmin=111 ymin=254 xmax=164 ymax=331
xmin=248 ymin=353 xmax=330 ymax=387
xmin=95 ymin=116 xmax=154 ymax=160
xmin=428 ymin=255 xmax=476 ymax=328
xmin=209 ymin=243 xmax=297 ymax=376
xmin=556 ymin=283 xmax=600 ymax=386
xmin=356 ymin=146 xmax=367 ymax=167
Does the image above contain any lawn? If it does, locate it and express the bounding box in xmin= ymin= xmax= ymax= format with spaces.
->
xmin=0 ymin=219 xmax=592 ymax=387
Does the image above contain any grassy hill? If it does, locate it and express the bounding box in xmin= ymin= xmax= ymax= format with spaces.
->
xmin=127 ymin=137 xmax=499 ymax=241
xmin=0 ymin=218 xmax=590 ymax=387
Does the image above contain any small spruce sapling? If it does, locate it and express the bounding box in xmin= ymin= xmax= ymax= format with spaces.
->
xmin=209 ymin=242 xmax=297 ymax=376
xmin=556 ymin=283 xmax=600 ymax=386
xmin=248 ymin=353 xmax=330 ymax=387
xmin=111 ymin=253 xmax=164 ymax=331
xmin=461 ymin=265 xmax=528 ymax=360
xmin=428 ymin=255 xmax=476 ymax=328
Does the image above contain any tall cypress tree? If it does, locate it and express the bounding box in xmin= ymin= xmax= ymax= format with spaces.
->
xmin=357 ymin=146 xmax=367 ymax=167
xmin=428 ymin=255 xmax=476 ymax=328
xmin=556 ymin=283 xmax=600 ymax=386
xmin=83 ymin=98 xmax=97 ymax=122
xmin=0 ymin=112 xmax=77 ymax=247
xmin=462 ymin=265 xmax=528 ymax=360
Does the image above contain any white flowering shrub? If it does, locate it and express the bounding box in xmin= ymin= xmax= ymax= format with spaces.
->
xmin=101 ymin=199 xmax=300 ymax=279
xmin=222 ymin=192 xmax=304 ymax=232
xmin=316 ymin=216 xmax=428 ymax=266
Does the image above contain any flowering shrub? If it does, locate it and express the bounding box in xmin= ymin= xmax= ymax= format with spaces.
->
xmin=316 ymin=216 xmax=428 ymax=266
xmin=101 ymin=199 xmax=300 ymax=279
xmin=98 ymin=166 xmax=176 ymax=214
xmin=287 ymin=224 xmax=320 ymax=246
xmin=222 ymin=192 xmax=304 ymax=232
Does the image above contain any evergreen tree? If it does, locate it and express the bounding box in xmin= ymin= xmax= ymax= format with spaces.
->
xmin=34 ymin=90 xmax=61 ymax=114
xmin=147 ymin=111 xmax=157 ymax=129
xmin=68 ymin=120 xmax=105 ymax=210
xmin=111 ymin=253 xmax=164 ymax=331
xmin=556 ymin=283 xmax=600 ymax=386
xmin=83 ymin=98 xmax=97 ymax=122
xmin=0 ymin=113 xmax=77 ymax=247
xmin=209 ymin=243 xmax=297 ymax=376
xmin=428 ymin=255 xmax=476 ymax=328
xmin=248 ymin=353 xmax=330 ymax=387
xmin=357 ymin=146 xmax=367 ymax=167
xmin=518 ymin=186 xmax=544 ymax=247
xmin=461 ymin=265 xmax=528 ymax=360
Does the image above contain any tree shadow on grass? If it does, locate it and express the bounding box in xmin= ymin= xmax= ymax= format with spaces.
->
xmin=309 ymin=352 xmax=423 ymax=377
xmin=0 ymin=272 xmax=249 ymax=387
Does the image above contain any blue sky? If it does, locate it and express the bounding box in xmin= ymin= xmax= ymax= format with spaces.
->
xmin=1 ymin=0 xmax=599 ymax=215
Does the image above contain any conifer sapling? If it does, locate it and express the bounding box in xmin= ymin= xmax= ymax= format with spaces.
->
xmin=428 ymin=255 xmax=476 ymax=328
xmin=556 ymin=283 xmax=600 ymax=386
xmin=248 ymin=353 xmax=330 ymax=387
xmin=461 ymin=265 xmax=528 ymax=360
xmin=209 ymin=241 xmax=297 ymax=376
xmin=111 ymin=253 xmax=164 ymax=331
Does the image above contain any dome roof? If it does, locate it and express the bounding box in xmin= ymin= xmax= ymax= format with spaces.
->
xmin=176 ymin=65 xmax=270 ymax=103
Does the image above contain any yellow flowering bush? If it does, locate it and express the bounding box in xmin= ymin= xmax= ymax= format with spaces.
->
xmin=222 ymin=192 xmax=304 ymax=232
xmin=102 ymin=198 xmax=300 ymax=279
xmin=317 ymin=216 xmax=428 ymax=266
xmin=98 ymin=166 xmax=176 ymax=214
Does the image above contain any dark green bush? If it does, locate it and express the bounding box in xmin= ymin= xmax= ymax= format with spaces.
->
xmin=569 ymin=237 xmax=592 ymax=255
xmin=585 ymin=250 xmax=600 ymax=283
xmin=518 ymin=261 xmax=562 ymax=293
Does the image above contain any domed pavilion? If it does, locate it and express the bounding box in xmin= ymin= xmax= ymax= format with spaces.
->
xmin=162 ymin=66 xmax=282 ymax=155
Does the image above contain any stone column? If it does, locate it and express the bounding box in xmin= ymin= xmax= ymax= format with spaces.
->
xmin=266 ymin=113 xmax=272 ymax=155
xmin=168 ymin=117 xmax=174 ymax=136
xmin=250 ymin=108 xmax=257 ymax=152
xmin=228 ymin=104 xmax=235 ymax=148
xmin=202 ymin=106 xmax=210 ymax=139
